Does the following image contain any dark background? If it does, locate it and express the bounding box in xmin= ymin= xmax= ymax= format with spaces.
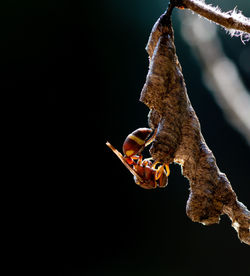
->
xmin=3 ymin=0 xmax=250 ymax=275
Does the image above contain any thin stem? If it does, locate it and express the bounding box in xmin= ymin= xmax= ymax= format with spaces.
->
xmin=180 ymin=0 xmax=250 ymax=34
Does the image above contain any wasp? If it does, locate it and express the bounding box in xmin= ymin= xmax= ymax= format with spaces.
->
xmin=106 ymin=128 xmax=170 ymax=189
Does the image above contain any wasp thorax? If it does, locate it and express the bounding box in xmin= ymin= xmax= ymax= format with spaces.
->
xmin=122 ymin=128 xmax=152 ymax=157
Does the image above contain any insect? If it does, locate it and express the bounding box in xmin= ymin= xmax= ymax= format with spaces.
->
xmin=106 ymin=128 xmax=170 ymax=189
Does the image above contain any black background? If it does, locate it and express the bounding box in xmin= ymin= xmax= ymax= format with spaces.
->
xmin=3 ymin=1 xmax=250 ymax=275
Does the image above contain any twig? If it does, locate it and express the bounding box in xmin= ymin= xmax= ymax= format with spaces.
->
xmin=178 ymin=0 xmax=250 ymax=36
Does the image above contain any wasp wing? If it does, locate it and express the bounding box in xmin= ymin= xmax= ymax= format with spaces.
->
xmin=106 ymin=141 xmax=143 ymax=183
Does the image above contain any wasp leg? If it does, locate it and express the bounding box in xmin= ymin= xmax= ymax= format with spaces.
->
xmin=155 ymin=165 xmax=164 ymax=180
xmin=151 ymin=161 xmax=170 ymax=180
xmin=150 ymin=161 xmax=162 ymax=180
xmin=124 ymin=154 xmax=142 ymax=165
xmin=164 ymin=164 xmax=170 ymax=177
xmin=141 ymin=157 xmax=153 ymax=167
xmin=151 ymin=160 xmax=160 ymax=169
xmin=145 ymin=129 xmax=157 ymax=147
xmin=131 ymin=154 xmax=143 ymax=165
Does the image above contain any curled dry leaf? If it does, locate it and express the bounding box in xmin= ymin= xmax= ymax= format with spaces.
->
xmin=140 ymin=11 xmax=250 ymax=245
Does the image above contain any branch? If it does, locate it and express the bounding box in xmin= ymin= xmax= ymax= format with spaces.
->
xmin=178 ymin=0 xmax=250 ymax=41
xmin=140 ymin=11 xmax=250 ymax=245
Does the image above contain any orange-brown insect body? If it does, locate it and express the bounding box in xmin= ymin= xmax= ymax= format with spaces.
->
xmin=122 ymin=128 xmax=152 ymax=157
xmin=106 ymin=127 xmax=170 ymax=190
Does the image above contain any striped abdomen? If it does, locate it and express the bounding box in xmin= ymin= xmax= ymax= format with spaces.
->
xmin=122 ymin=128 xmax=152 ymax=157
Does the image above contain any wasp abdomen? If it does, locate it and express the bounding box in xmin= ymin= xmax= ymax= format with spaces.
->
xmin=122 ymin=128 xmax=152 ymax=157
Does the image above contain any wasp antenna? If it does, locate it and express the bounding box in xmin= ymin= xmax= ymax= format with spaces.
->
xmin=145 ymin=128 xmax=157 ymax=147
